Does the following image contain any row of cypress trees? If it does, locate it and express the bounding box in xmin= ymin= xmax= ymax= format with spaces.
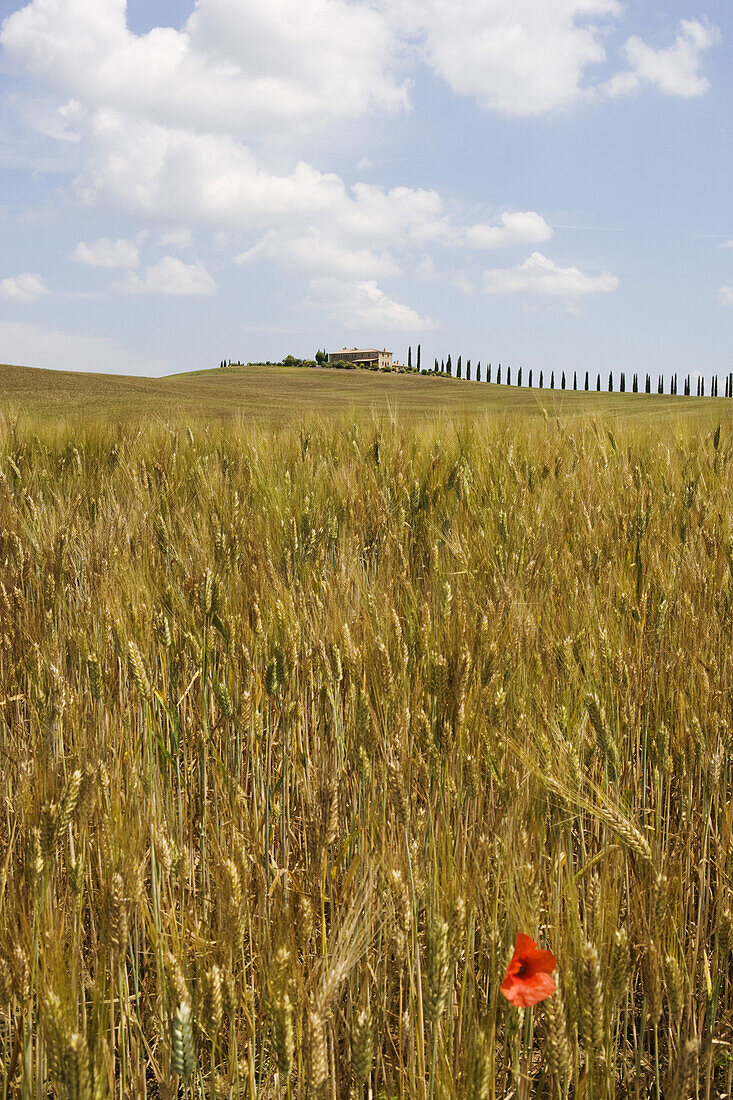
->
xmin=423 ymin=354 xmax=733 ymax=397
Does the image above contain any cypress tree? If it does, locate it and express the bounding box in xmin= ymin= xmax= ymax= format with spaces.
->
xmin=457 ymin=355 xmax=462 ymax=378
xmin=447 ymin=354 xmax=452 ymax=376
xmin=596 ymin=374 xmax=601 ymax=391
xmin=434 ymin=358 xmax=438 ymax=373
xmin=646 ymin=374 xmax=650 ymax=393
xmin=466 ymin=360 xmax=471 ymax=381
xmin=551 ymin=371 xmax=555 ymax=389
xmin=408 ymin=346 xmax=412 ymax=369
xmin=488 ymin=364 xmax=492 ymax=383
xmin=608 ymin=373 xmax=613 ymax=392
xmin=561 ymin=371 xmax=566 ymax=390
xmin=620 ymin=373 xmax=625 ymax=393
xmin=497 ymin=364 xmax=502 ymax=384
xmin=507 ymin=366 xmax=511 ymax=386
xmin=528 ymin=369 xmax=533 ymax=387
xmin=727 ymin=376 xmax=730 ymax=398
xmin=729 ymin=372 xmax=733 ymax=397
xmin=441 ymin=358 xmax=445 ymax=373
xmin=701 ymin=377 xmax=705 ymax=396
xmin=573 ymin=371 xmax=577 ymax=391
xmin=417 ymin=344 xmax=421 ymax=371
xmin=518 ymin=366 xmax=522 ymax=386
xmin=476 ymin=362 xmax=481 ymax=382
xmin=584 ymin=371 xmax=589 ymax=391
xmin=539 ymin=370 xmax=543 ymax=388
xmin=658 ymin=375 xmax=663 ymax=394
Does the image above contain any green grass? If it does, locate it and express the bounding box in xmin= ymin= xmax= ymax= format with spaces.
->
xmin=2 ymin=361 xmax=731 ymax=426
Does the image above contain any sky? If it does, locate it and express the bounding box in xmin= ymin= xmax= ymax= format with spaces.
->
xmin=0 ymin=0 xmax=731 ymax=382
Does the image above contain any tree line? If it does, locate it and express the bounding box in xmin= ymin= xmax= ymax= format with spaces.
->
xmin=409 ymin=348 xmax=733 ymax=397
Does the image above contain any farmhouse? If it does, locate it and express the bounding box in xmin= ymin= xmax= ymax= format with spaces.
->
xmin=328 ymin=347 xmax=394 ymax=370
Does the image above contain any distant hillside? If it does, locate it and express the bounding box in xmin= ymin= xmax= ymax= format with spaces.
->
xmin=0 ymin=361 xmax=730 ymax=426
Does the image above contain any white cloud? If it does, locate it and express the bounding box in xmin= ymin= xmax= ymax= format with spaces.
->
xmin=235 ymin=228 xmax=401 ymax=280
xmin=483 ymin=251 xmax=618 ymax=297
xmin=717 ymin=286 xmax=733 ymax=307
xmin=76 ymin=111 xmax=349 ymax=228
xmin=0 ymin=272 xmax=49 ymax=303
xmin=385 ymin=0 xmax=622 ymax=116
xmin=0 ymin=319 xmax=170 ymax=375
xmin=158 ymin=227 xmax=193 ymax=250
xmin=1 ymin=0 xmax=407 ymax=135
xmin=71 ymin=236 xmax=140 ymax=267
xmin=461 ymin=211 xmax=553 ymax=249
xmin=605 ymin=19 xmax=720 ymax=99
xmin=113 ymin=256 xmax=216 ymax=296
xmin=309 ymin=278 xmax=434 ymax=330
xmin=0 ymin=0 xmax=638 ymax=331
xmin=72 ymin=112 xmax=468 ymax=250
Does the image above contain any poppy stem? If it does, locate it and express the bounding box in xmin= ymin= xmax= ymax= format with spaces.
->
xmin=519 ymin=1006 xmax=533 ymax=1100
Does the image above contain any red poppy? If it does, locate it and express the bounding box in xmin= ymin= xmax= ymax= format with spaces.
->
xmin=500 ymin=933 xmax=557 ymax=1007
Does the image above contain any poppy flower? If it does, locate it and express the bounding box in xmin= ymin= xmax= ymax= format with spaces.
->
xmin=500 ymin=933 xmax=557 ymax=1007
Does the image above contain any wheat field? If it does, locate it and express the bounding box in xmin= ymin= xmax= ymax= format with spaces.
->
xmin=0 ymin=410 xmax=732 ymax=1100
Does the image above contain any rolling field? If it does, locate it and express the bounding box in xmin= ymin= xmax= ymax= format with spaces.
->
xmin=0 ymin=365 xmax=732 ymax=1098
xmin=1 ymin=360 xmax=731 ymax=425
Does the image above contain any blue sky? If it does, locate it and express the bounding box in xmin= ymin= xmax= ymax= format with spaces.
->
xmin=0 ymin=0 xmax=730 ymax=382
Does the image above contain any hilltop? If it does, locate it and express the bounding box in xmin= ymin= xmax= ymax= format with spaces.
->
xmin=0 ymin=360 xmax=730 ymax=426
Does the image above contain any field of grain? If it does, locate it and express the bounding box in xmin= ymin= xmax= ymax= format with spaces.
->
xmin=1 ymin=407 xmax=732 ymax=1099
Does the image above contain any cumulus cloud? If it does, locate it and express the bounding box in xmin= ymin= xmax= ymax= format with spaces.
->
xmin=235 ymin=228 xmax=402 ymax=280
xmin=69 ymin=112 xmax=496 ymax=257
xmin=483 ymin=251 xmax=618 ymax=297
xmin=113 ymin=256 xmax=216 ymax=296
xmin=0 ymin=272 xmax=49 ymax=303
xmin=385 ymin=0 xmax=622 ymax=115
xmin=3 ymin=0 xmax=714 ymax=147
xmin=461 ymin=211 xmax=553 ymax=249
xmin=0 ymin=0 xmax=406 ymax=135
xmin=0 ymin=319 xmax=170 ymax=375
xmin=605 ymin=19 xmax=720 ymax=98
xmin=717 ymin=286 xmax=733 ymax=306
xmin=71 ymin=236 xmax=140 ymax=267
xmin=76 ymin=111 xmax=350 ymax=228
xmin=309 ymin=278 xmax=434 ymax=330
xmin=0 ymin=0 xmax=647 ymax=330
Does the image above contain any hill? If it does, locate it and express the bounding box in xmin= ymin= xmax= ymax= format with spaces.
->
xmin=0 ymin=360 xmax=730 ymax=425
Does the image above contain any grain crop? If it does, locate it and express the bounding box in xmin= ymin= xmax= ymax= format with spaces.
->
xmin=0 ymin=410 xmax=731 ymax=1098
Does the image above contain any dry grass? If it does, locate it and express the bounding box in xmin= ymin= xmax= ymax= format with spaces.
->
xmin=0 ymin=410 xmax=732 ymax=1099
